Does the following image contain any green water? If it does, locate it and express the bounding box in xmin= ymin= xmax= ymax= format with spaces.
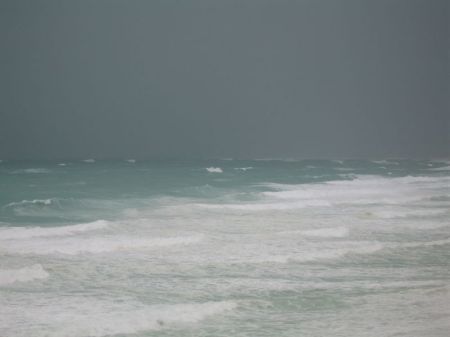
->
xmin=0 ymin=159 xmax=449 ymax=336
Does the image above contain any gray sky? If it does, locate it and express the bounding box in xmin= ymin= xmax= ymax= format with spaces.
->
xmin=0 ymin=0 xmax=448 ymax=159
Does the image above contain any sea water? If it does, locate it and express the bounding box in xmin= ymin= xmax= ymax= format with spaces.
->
xmin=0 ymin=159 xmax=449 ymax=337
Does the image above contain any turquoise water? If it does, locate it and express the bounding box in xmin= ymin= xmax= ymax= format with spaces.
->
xmin=0 ymin=159 xmax=449 ymax=336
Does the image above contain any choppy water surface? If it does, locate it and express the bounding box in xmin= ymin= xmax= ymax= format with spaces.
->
xmin=0 ymin=159 xmax=449 ymax=337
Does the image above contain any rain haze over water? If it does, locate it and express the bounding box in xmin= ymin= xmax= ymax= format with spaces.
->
xmin=0 ymin=1 xmax=449 ymax=337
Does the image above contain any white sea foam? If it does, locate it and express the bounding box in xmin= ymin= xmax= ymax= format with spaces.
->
xmin=12 ymin=168 xmax=51 ymax=174
xmin=371 ymin=160 xmax=399 ymax=165
xmin=234 ymin=167 xmax=253 ymax=171
xmin=296 ymin=227 xmax=350 ymax=238
xmin=247 ymin=244 xmax=383 ymax=264
xmin=126 ymin=159 xmax=136 ymax=163
xmin=0 ymin=264 xmax=49 ymax=285
xmin=0 ymin=220 xmax=110 ymax=240
xmin=5 ymin=199 xmax=53 ymax=208
xmin=395 ymin=239 xmax=450 ymax=249
xmin=372 ymin=208 xmax=448 ymax=219
xmin=0 ymin=234 xmax=204 ymax=255
xmin=206 ymin=167 xmax=223 ymax=173
xmin=196 ymin=199 xmax=331 ymax=211
xmin=0 ymin=298 xmax=236 ymax=337
xmin=83 ymin=159 xmax=95 ymax=163
xmin=335 ymin=167 xmax=354 ymax=171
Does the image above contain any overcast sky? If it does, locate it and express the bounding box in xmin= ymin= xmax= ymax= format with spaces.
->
xmin=0 ymin=0 xmax=448 ymax=159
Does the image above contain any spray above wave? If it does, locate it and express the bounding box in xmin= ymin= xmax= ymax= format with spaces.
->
xmin=0 ymin=264 xmax=49 ymax=286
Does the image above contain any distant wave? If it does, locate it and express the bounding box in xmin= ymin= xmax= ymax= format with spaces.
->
xmin=429 ymin=165 xmax=450 ymax=171
xmin=0 ymin=264 xmax=49 ymax=286
xmin=195 ymin=175 xmax=449 ymax=213
xmin=126 ymin=159 xmax=136 ymax=163
xmin=206 ymin=167 xmax=223 ymax=173
xmin=83 ymin=159 xmax=95 ymax=163
xmin=0 ymin=220 xmax=110 ymax=240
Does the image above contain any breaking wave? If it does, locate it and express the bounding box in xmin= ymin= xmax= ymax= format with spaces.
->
xmin=0 ymin=220 xmax=110 ymax=240
xmin=246 ymin=244 xmax=383 ymax=264
xmin=0 ymin=234 xmax=204 ymax=255
xmin=0 ymin=298 xmax=236 ymax=337
xmin=5 ymin=199 xmax=53 ymax=208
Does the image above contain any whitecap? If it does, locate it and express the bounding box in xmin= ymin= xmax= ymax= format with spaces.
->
xmin=281 ymin=227 xmax=350 ymax=238
xmin=126 ymin=159 xmax=136 ymax=163
xmin=83 ymin=159 xmax=95 ymax=163
xmin=234 ymin=167 xmax=253 ymax=171
xmin=0 ymin=264 xmax=49 ymax=285
xmin=206 ymin=167 xmax=223 ymax=173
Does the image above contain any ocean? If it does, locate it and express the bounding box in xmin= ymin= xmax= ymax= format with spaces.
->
xmin=0 ymin=158 xmax=449 ymax=337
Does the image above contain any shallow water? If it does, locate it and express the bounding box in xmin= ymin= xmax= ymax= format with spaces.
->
xmin=0 ymin=159 xmax=449 ymax=336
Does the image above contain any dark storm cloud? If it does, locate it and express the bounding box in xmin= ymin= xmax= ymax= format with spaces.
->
xmin=0 ymin=0 xmax=448 ymax=159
